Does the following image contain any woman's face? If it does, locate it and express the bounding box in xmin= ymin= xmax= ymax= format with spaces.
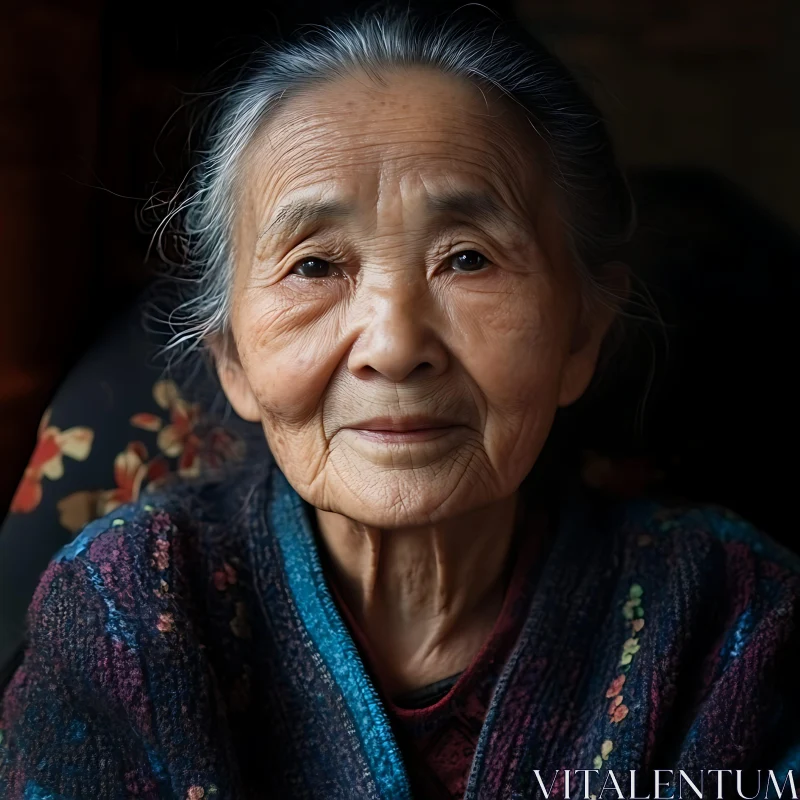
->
xmin=219 ymin=68 xmax=614 ymax=527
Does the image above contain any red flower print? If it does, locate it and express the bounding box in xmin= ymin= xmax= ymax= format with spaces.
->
xmin=10 ymin=409 xmax=94 ymax=514
xmin=131 ymin=380 xmax=200 ymax=466
xmin=131 ymin=380 xmax=244 ymax=478
xmin=54 ymin=381 xmax=245 ymax=534
xmin=57 ymin=442 xmax=165 ymax=533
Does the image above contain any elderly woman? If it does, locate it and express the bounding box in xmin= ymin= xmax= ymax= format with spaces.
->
xmin=2 ymin=9 xmax=799 ymax=800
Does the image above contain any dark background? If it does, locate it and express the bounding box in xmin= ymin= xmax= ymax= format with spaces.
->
xmin=1 ymin=0 xmax=798 ymax=530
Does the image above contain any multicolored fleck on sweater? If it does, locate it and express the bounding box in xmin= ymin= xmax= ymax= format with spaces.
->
xmin=1 ymin=460 xmax=800 ymax=799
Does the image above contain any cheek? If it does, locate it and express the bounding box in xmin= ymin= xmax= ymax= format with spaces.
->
xmin=233 ymin=285 xmax=343 ymax=425
xmin=448 ymin=276 xmax=571 ymax=412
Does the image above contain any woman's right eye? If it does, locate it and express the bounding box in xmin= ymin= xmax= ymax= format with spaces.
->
xmin=291 ymin=257 xmax=334 ymax=278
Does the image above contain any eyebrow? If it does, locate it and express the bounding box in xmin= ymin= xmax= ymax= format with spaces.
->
xmin=259 ymin=199 xmax=353 ymax=241
xmin=426 ymin=190 xmax=511 ymax=227
xmin=258 ymin=189 xmax=512 ymax=242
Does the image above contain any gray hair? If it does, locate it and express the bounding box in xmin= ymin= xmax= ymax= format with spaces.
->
xmin=154 ymin=7 xmax=636 ymax=362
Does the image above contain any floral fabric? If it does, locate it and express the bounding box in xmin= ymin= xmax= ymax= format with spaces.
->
xmin=0 ymin=299 xmax=268 ymax=684
xmin=10 ymin=377 xmax=247 ymax=533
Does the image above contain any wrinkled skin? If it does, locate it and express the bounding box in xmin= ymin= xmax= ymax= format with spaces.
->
xmin=217 ymin=68 xmax=620 ymax=692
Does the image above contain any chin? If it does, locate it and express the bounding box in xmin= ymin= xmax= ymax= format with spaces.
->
xmin=322 ymin=469 xmax=493 ymax=529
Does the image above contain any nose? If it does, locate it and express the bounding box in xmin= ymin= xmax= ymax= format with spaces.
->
xmin=347 ymin=290 xmax=448 ymax=383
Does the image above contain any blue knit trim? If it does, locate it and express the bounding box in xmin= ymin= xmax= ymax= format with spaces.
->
xmin=266 ymin=466 xmax=412 ymax=800
xmin=23 ymin=781 xmax=72 ymax=800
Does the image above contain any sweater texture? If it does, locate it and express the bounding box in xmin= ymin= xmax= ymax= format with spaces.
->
xmin=1 ymin=460 xmax=800 ymax=799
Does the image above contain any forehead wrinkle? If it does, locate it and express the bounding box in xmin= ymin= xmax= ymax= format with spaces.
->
xmin=241 ymin=76 xmax=550 ymax=250
xmin=256 ymin=83 xmax=534 ymax=176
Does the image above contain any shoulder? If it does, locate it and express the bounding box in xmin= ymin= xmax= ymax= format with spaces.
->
xmin=30 ymin=459 xmax=275 ymax=655
xmin=621 ymin=496 xmax=800 ymax=576
xmin=612 ymin=499 xmax=800 ymax=762
xmin=54 ymin=457 xmax=274 ymax=565
xmin=605 ymin=494 xmax=800 ymax=639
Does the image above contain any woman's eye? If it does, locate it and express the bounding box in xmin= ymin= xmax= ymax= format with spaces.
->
xmin=449 ymin=250 xmax=488 ymax=273
xmin=291 ymin=257 xmax=334 ymax=278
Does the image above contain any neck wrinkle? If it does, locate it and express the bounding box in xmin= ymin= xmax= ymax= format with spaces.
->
xmin=309 ymin=490 xmax=532 ymax=694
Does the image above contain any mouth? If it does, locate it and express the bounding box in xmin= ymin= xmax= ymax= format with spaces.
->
xmin=343 ymin=416 xmax=461 ymax=443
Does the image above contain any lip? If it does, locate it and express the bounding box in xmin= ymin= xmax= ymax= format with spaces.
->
xmin=345 ymin=416 xmax=459 ymax=432
xmin=343 ymin=416 xmax=462 ymax=444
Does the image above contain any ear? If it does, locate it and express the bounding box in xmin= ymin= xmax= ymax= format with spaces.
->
xmin=212 ymin=337 xmax=262 ymax=423
xmin=558 ymin=262 xmax=630 ymax=408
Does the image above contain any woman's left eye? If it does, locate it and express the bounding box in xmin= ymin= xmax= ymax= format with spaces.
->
xmin=449 ymin=250 xmax=489 ymax=273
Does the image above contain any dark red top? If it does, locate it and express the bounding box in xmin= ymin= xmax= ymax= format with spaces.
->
xmin=327 ymin=504 xmax=549 ymax=799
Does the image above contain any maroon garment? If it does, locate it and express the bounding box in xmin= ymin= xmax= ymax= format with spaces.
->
xmin=326 ymin=506 xmax=550 ymax=799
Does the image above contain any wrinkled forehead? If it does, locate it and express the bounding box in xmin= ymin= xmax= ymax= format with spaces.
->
xmin=235 ymin=67 xmax=552 ymax=237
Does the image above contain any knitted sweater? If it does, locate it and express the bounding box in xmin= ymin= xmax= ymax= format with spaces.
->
xmin=329 ymin=502 xmax=549 ymax=798
xmin=1 ymin=460 xmax=800 ymax=800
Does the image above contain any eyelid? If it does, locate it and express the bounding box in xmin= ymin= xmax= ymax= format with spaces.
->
xmin=275 ymin=227 xmax=350 ymax=262
xmin=429 ymin=226 xmax=496 ymax=256
xmin=431 ymin=242 xmax=494 ymax=271
xmin=284 ymin=239 xmax=349 ymax=270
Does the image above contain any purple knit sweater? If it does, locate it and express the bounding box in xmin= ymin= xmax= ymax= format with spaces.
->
xmin=1 ymin=460 xmax=799 ymax=799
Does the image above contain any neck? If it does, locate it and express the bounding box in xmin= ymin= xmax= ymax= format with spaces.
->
xmin=313 ymin=491 xmax=522 ymax=695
